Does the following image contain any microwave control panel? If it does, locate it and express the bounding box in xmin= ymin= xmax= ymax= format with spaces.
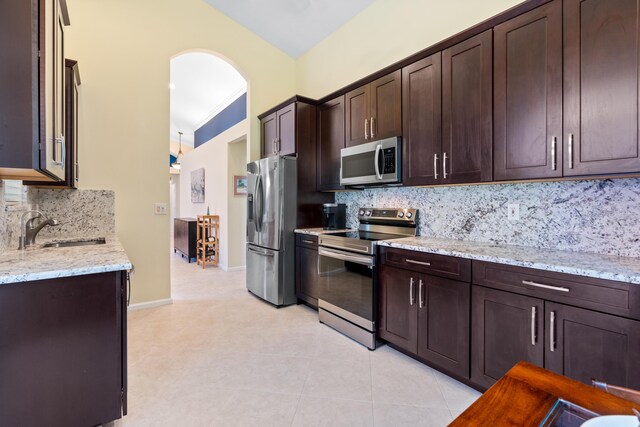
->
xmin=382 ymin=148 xmax=396 ymax=173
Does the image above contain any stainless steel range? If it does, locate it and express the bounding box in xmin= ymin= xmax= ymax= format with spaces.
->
xmin=317 ymin=208 xmax=418 ymax=349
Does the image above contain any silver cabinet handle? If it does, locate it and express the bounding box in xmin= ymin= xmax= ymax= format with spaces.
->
xmin=418 ymin=279 xmax=425 ymax=309
xmin=550 ymin=311 xmax=556 ymax=352
xmin=551 ymin=137 xmax=557 ymax=171
xmin=522 ymin=280 xmax=570 ymax=293
xmin=371 ymin=117 xmax=375 ymax=139
xmin=272 ymin=139 xmax=277 ymax=154
xmin=302 ymin=239 xmax=315 ymax=244
xmin=54 ymin=135 xmax=65 ymax=165
xmin=365 ymin=119 xmax=369 ymax=140
xmin=568 ymin=134 xmax=574 ymax=169
xmin=531 ymin=306 xmax=537 ymax=345
xmin=443 ymin=152 xmax=448 ymax=179
xmin=434 ymin=153 xmax=439 ymax=179
xmin=406 ymin=259 xmax=431 ymax=267
xmin=409 ymin=277 xmax=415 ymax=306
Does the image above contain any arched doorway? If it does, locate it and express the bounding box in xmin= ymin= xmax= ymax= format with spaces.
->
xmin=168 ymin=50 xmax=249 ymax=298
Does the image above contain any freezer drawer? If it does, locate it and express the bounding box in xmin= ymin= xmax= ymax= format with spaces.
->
xmin=246 ymin=244 xmax=296 ymax=306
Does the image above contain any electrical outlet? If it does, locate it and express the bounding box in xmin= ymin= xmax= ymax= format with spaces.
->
xmin=507 ymin=203 xmax=520 ymax=221
xmin=154 ymin=203 xmax=167 ymax=215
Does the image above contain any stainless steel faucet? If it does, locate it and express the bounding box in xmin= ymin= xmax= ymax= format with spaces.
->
xmin=19 ymin=210 xmax=60 ymax=250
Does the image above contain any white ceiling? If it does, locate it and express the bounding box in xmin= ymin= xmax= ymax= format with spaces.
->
xmin=203 ymin=0 xmax=375 ymax=58
xmin=170 ymin=52 xmax=246 ymax=147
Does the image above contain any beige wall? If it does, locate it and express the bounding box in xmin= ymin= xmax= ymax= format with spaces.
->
xmin=65 ymin=0 xmax=295 ymax=303
xmin=178 ymin=121 xmax=248 ymax=270
xmin=227 ymin=140 xmax=248 ymax=269
xmin=296 ymin=0 xmax=522 ymax=98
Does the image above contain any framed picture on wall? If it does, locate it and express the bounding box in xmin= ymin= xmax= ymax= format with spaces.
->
xmin=191 ymin=168 xmax=205 ymax=203
xmin=234 ymin=175 xmax=247 ymax=195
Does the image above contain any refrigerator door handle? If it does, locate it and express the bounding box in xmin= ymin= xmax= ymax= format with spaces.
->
xmin=256 ymin=175 xmax=265 ymax=232
xmin=248 ymin=246 xmax=274 ymax=257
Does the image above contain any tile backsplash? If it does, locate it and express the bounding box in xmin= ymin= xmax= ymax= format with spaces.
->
xmin=336 ymin=178 xmax=640 ymax=258
xmin=0 ymin=182 xmax=115 ymax=253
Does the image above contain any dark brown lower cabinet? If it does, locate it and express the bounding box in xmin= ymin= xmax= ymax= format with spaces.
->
xmin=296 ymin=235 xmax=320 ymax=308
xmin=0 ymin=271 xmax=127 ymax=426
xmin=545 ymin=302 xmax=640 ymax=389
xmin=379 ymin=265 xmax=418 ymax=353
xmin=379 ymin=265 xmax=471 ymax=378
xmin=471 ymin=286 xmax=544 ymax=389
xmin=174 ymin=217 xmax=197 ymax=262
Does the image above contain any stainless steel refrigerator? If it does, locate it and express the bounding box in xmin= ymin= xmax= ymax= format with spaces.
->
xmin=246 ymin=155 xmax=297 ymax=306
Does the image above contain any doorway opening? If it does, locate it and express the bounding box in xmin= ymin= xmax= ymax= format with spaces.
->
xmin=168 ymin=50 xmax=249 ymax=299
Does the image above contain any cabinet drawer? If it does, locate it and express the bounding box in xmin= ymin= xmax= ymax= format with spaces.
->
xmin=473 ymin=261 xmax=640 ymax=320
xmin=296 ymin=234 xmax=318 ymax=249
xmin=380 ymin=247 xmax=471 ymax=282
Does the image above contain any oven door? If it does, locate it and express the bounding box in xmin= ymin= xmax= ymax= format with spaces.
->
xmin=317 ymin=246 xmax=375 ymax=331
xmin=340 ymin=137 xmax=401 ymax=186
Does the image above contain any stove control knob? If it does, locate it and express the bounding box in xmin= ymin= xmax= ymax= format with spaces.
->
xmin=366 ymin=210 xmax=372 ymax=216
xmin=397 ymin=212 xmax=404 ymax=218
xmin=406 ymin=212 xmax=413 ymax=219
xmin=359 ymin=210 xmax=365 ymax=216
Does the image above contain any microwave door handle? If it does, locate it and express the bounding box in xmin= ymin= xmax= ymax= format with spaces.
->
xmin=374 ymin=144 xmax=383 ymax=180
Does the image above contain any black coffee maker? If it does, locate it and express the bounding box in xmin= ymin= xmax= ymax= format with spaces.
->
xmin=322 ymin=203 xmax=347 ymax=230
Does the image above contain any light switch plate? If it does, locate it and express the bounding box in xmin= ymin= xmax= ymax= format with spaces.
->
xmin=154 ymin=203 xmax=167 ymax=215
xmin=507 ymin=203 xmax=520 ymax=221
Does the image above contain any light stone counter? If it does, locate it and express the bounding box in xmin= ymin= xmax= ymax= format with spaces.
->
xmin=378 ymin=237 xmax=640 ymax=284
xmin=294 ymin=228 xmax=355 ymax=236
xmin=0 ymin=235 xmax=132 ymax=285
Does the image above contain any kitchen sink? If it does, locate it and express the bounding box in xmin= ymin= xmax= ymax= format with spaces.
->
xmin=42 ymin=238 xmax=107 ymax=248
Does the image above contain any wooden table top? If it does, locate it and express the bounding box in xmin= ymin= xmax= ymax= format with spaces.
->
xmin=450 ymin=362 xmax=640 ymax=426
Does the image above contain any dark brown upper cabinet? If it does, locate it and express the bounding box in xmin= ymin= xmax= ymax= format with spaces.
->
xmin=317 ymin=96 xmax=345 ymax=191
xmin=442 ymin=30 xmax=493 ymax=184
xmin=402 ymin=53 xmax=443 ymax=186
xmin=564 ymin=0 xmax=640 ymax=176
xmin=494 ymin=0 xmax=563 ymax=181
xmin=26 ymin=59 xmax=81 ymax=188
xmin=345 ymin=70 xmax=401 ymax=147
xmin=0 ymin=0 xmax=70 ymax=181
xmin=260 ymin=111 xmax=278 ymax=157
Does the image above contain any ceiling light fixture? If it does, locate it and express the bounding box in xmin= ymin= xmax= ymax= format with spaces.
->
xmin=171 ymin=132 xmax=184 ymax=170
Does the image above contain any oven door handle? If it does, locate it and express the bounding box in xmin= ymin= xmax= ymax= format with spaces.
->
xmin=319 ymin=247 xmax=374 ymax=267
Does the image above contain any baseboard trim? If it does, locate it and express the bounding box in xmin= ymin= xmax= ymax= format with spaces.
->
xmin=221 ymin=265 xmax=246 ymax=272
xmin=128 ymin=298 xmax=173 ymax=311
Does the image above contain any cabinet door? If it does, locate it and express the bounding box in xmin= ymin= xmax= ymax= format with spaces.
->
xmin=261 ymin=112 xmax=277 ymax=157
xmin=471 ymin=286 xmax=544 ymax=389
xmin=317 ymin=96 xmax=345 ymax=191
xmin=494 ymin=0 xmax=563 ymax=180
xmin=402 ymin=54 xmax=442 ymax=186
xmin=277 ymin=103 xmax=296 ymax=156
xmin=379 ymin=265 xmax=418 ymax=353
xmin=296 ymin=245 xmax=319 ymax=307
xmin=370 ymin=70 xmax=402 ymax=141
xmin=442 ymin=30 xmax=493 ymax=184
xmin=545 ymin=302 xmax=640 ymax=389
xmin=345 ymin=84 xmax=370 ymax=147
xmin=564 ymin=0 xmax=640 ymax=175
xmin=418 ymin=275 xmax=470 ymax=378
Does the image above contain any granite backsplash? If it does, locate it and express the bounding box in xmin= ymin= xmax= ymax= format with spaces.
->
xmin=0 ymin=182 xmax=115 ymax=253
xmin=335 ymin=178 xmax=640 ymax=258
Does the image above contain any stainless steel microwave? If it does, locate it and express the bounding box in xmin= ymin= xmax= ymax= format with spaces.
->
xmin=340 ymin=137 xmax=401 ymax=186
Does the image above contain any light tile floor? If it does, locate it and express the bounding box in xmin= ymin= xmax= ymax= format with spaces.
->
xmin=115 ymin=252 xmax=480 ymax=426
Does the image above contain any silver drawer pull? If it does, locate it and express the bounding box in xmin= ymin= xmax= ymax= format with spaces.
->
xmin=550 ymin=311 xmax=556 ymax=352
xmin=406 ymin=259 xmax=431 ymax=267
xmin=522 ymin=280 xmax=570 ymax=293
xmin=302 ymin=239 xmax=315 ymax=244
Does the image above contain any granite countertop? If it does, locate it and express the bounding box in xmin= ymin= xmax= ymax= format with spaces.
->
xmin=294 ymin=228 xmax=355 ymax=236
xmin=378 ymin=236 xmax=640 ymax=284
xmin=0 ymin=235 xmax=132 ymax=285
